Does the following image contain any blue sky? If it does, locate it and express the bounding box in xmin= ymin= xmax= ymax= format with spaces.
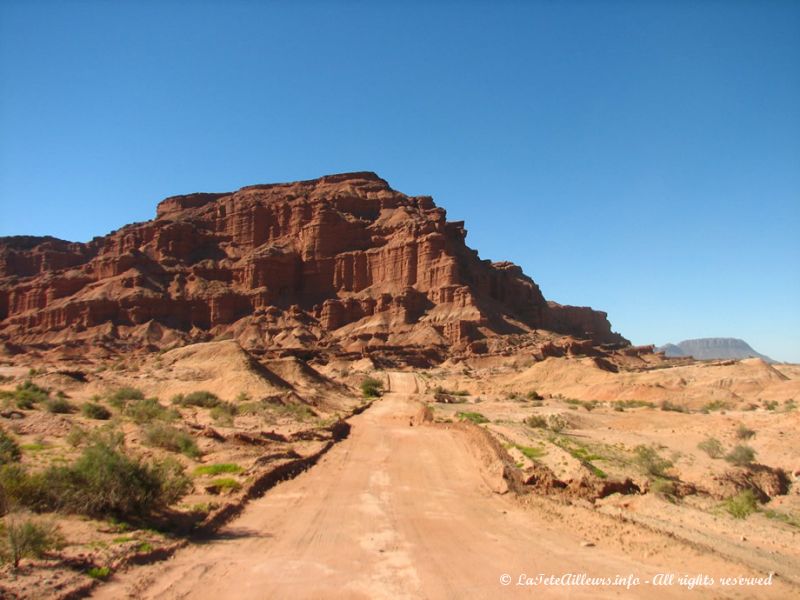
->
xmin=1 ymin=1 xmax=798 ymax=361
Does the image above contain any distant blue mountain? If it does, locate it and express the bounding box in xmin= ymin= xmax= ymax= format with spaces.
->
xmin=657 ymin=338 xmax=775 ymax=363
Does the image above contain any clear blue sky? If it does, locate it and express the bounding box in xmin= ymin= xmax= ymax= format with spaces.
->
xmin=1 ymin=1 xmax=798 ymax=361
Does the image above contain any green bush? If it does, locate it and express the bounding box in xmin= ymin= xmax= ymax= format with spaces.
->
xmin=172 ymin=391 xmax=221 ymax=408
xmin=108 ymin=387 xmax=145 ymax=409
xmin=125 ymin=398 xmax=176 ymax=424
xmin=725 ymin=444 xmax=756 ymax=467
xmin=0 ymin=428 xmax=21 ymax=465
xmin=436 ymin=386 xmax=469 ymax=397
xmin=702 ymin=399 xmax=731 ymax=413
xmin=13 ymin=381 xmax=50 ymax=409
xmin=651 ymin=478 xmax=678 ymax=503
xmin=0 ymin=464 xmax=32 ymax=513
xmin=526 ymin=390 xmax=544 ymax=401
xmin=209 ymin=477 xmax=241 ymax=492
xmin=194 ymin=463 xmax=242 ymax=476
xmin=697 ymin=437 xmax=724 ymax=459
xmin=237 ymin=398 xmax=316 ymax=422
xmin=0 ymin=516 xmax=64 ymax=569
xmin=613 ymin=399 xmax=655 ymax=410
xmin=660 ymin=400 xmax=689 ymax=413
xmin=633 ymin=445 xmax=673 ymax=478
xmin=735 ymin=424 xmax=756 ymax=440
xmin=143 ymin=424 xmax=200 ymax=458
xmin=456 ymin=411 xmax=489 ymax=425
xmin=515 ymin=445 xmax=546 ymax=460
xmin=723 ymin=489 xmax=758 ymax=519
xmin=525 ymin=415 xmax=548 ymax=428
xmin=0 ymin=440 xmax=190 ymax=519
xmin=524 ymin=414 xmax=567 ymax=432
xmin=210 ymin=402 xmax=238 ymax=425
xmin=360 ymin=377 xmax=384 ymax=398
xmin=86 ymin=566 xmax=111 ymax=580
xmin=44 ymin=397 xmax=75 ymax=414
xmin=81 ymin=402 xmax=112 ymax=420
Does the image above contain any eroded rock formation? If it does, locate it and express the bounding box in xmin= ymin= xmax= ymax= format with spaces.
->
xmin=0 ymin=172 xmax=627 ymax=361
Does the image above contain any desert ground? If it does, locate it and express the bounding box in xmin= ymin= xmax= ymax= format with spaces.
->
xmin=1 ymin=343 xmax=799 ymax=599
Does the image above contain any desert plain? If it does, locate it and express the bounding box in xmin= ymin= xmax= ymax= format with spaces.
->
xmin=0 ymin=174 xmax=798 ymax=599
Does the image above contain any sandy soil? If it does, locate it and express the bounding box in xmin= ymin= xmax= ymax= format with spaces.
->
xmin=89 ymin=373 xmax=796 ymax=600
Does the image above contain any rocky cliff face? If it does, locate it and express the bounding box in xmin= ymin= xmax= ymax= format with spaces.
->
xmin=0 ymin=172 xmax=627 ymax=361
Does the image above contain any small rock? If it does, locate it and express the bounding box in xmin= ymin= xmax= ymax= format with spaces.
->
xmin=580 ymin=541 xmax=595 ymax=548
xmin=740 ymin=535 xmax=747 ymax=541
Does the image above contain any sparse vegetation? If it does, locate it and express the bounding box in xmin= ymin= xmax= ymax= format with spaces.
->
xmin=561 ymin=397 xmax=600 ymax=411
xmin=143 ymin=424 xmax=201 ymax=458
xmin=697 ymin=437 xmax=724 ymax=459
xmin=360 ymin=377 xmax=384 ymax=398
xmin=633 ymin=445 xmax=673 ymax=478
xmin=0 ymin=515 xmax=64 ymax=569
xmin=725 ymin=444 xmax=756 ymax=467
xmin=456 ymin=411 xmax=489 ymax=425
xmin=723 ymin=489 xmax=758 ymax=519
xmin=81 ymin=402 xmax=112 ymax=420
xmin=550 ymin=436 xmax=608 ymax=478
xmin=526 ymin=390 xmax=544 ymax=401
xmin=735 ymin=424 xmax=756 ymax=440
xmin=238 ymin=398 xmax=316 ymax=423
xmin=762 ymin=509 xmax=800 ymax=529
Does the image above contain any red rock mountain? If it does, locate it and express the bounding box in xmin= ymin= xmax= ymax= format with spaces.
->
xmin=0 ymin=172 xmax=627 ymax=362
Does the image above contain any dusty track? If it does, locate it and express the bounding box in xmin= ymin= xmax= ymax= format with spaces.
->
xmin=91 ymin=373 xmax=790 ymax=599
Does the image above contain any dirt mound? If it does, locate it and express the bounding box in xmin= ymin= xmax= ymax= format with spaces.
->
xmin=148 ymin=340 xmax=290 ymax=400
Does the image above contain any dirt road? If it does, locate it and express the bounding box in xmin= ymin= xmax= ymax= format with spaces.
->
xmin=91 ymin=374 xmax=786 ymax=599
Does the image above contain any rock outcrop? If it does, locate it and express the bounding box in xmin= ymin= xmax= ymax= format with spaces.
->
xmin=0 ymin=172 xmax=627 ymax=361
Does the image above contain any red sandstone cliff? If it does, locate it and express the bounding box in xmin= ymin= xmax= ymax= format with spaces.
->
xmin=0 ymin=172 xmax=627 ymax=361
